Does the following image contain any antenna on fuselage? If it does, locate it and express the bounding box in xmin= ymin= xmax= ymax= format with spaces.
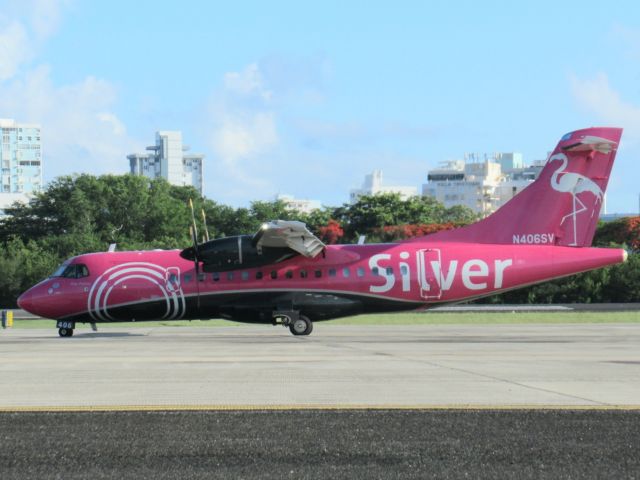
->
xmin=357 ymin=235 xmax=366 ymax=245
xmin=201 ymin=208 xmax=210 ymax=243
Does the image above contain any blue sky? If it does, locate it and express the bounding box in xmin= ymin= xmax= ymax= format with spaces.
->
xmin=1 ymin=0 xmax=639 ymax=212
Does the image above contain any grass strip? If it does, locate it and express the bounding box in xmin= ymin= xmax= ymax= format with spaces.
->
xmin=5 ymin=310 xmax=639 ymax=330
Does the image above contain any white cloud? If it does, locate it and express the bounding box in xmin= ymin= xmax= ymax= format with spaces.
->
xmin=0 ymin=66 xmax=135 ymax=176
xmin=0 ymin=20 xmax=32 ymax=80
xmin=28 ymin=0 xmax=70 ymax=39
xmin=223 ymin=63 xmax=273 ymax=101
xmin=212 ymin=112 xmax=277 ymax=163
xmin=203 ymin=63 xmax=282 ymax=199
xmin=570 ymin=73 xmax=640 ymax=142
xmin=0 ymin=1 xmax=137 ymax=180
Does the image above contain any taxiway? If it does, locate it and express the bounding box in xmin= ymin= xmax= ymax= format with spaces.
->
xmin=1 ymin=323 xmax=639 ymax=409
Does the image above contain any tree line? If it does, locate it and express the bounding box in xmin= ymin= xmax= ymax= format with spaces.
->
xmin=0 ymin=174 xmax=637 ymax=307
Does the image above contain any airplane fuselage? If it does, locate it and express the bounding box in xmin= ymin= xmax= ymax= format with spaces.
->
xmin=18 ymin=241 xmax=626 ymax=325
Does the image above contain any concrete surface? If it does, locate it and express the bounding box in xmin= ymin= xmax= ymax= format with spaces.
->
xmin=1 ymin=323 xmax=639 ymax=409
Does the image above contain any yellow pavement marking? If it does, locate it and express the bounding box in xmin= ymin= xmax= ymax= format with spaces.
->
xmin=1 ymin=404 xmax=640 ymax=412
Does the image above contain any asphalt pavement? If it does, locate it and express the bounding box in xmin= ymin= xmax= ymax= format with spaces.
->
xmin=2 ymin=409 xmax=640 ymax=479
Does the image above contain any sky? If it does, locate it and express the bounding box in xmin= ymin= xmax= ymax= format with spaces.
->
xmin=1 ymin=0 xmax=639 ymax=213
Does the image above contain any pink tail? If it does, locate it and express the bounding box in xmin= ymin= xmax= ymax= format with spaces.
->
xmin=409 ymin=127 xmax=623 ymax=247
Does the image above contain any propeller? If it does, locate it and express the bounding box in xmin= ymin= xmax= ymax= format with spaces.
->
xmin=188 ymin=198 xmax=201 ymax=312
xmin=188 ymin=198 xmax=200 ymax=270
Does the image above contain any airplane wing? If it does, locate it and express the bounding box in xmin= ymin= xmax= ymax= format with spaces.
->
xmin=253 ymin=220 xmax=325 ymax=258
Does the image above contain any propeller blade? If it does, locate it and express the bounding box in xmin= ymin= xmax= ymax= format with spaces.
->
xmin=189 ymin=198 xmax=198 ymax=243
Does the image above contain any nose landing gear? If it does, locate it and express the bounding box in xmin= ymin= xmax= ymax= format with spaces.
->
xmin=57 ymin=321 xmax=75 ymax=337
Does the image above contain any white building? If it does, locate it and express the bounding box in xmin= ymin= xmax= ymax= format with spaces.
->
xmin=276 ymin=194 xmax=322 ymax=214
xmin=128 ymin=131 xmax=204 ymax=194
xmin=0 ymin=119 xmax=43 ymax=215
xmin=422 ymin=153 xmax=542 ymax=215
xmin=350 ymin=170 xmax=418 ymax=203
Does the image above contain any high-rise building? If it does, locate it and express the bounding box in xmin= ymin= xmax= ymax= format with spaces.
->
xmin=276 ymin=194 xmax=322 ymax=214
xmin=128 ymin=131 xmax=204 ymax=194
xmin=350 ymin=170 xmax=418 ymax=203
xmin=422 ymin=153 xmax=543 ymax=216
xmin=0 ymin=118 xmax=43 ymax=215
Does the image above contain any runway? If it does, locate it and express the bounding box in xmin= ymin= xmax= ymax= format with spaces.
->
xmin=1 ymin=323 xmax=639 ymax=409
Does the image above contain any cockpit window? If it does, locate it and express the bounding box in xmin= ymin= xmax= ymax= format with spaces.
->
xmin=53 ymin=263 xmax=90 ymax=279
xmin=51 ymin=264 xmax=69 ymax=277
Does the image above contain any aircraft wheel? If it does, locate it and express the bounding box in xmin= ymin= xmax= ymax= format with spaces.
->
xmin=289 ymin=316 xmax=313 ymax=336
xmin=58 ymin=328 xmax=73 ymax=337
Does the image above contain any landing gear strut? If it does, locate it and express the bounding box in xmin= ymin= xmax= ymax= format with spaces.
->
xmin=272 ymin=311 xmax=313 ymax=336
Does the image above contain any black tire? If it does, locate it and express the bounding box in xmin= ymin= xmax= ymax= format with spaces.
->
xmin=59 ymin=328 xmax=73 ymax=337
xmin=289 ymin=316 xmax=313 ymax=336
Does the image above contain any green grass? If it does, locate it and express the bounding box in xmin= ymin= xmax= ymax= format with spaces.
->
xmin=5 ymin=310 xmax=640 ymax=330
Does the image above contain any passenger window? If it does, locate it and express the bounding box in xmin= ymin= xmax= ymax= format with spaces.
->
xmin=256 ymin=271 xmax=263 ymax=280
xmin=270 ymin=271 xmax=277 ymax=279
xmin=386 ymin=267 xmax=393 ymax=275
xmin=285 ymin=270 xmax=293 ymax=279
xmin=212 ymin=272 xmax=220 ymax=282
xmin=329 ymin=268 xmax=336 ymax=277
xmin=241 ymin=271 xmax=249 ymax=281
xmin=357 ymin=267 xmax=365 ymax=277
xmin=343 ymin=267 xmax=350 ymax=278
xmin=198 ymin=273 xmax=206 ymax=282
xmin=226 ymin=272 xmax=234 ymax=281
xmin=184 ymin=274 xmax=192 ymax=283
xmin=314 ymin=270 xmax=322 ymax=278
xmin=400 ymin=265 xmax=408 ymax=275
xmin=300 ymin=270 xmax=307 ymax=278
xmin=372 ymin=267 xmax=379 ymax=276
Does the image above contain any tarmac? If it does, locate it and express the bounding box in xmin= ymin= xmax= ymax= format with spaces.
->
xmin=1 ymin=323 xmax=640 ymax=409
xmin=2 ymin=323 xmax=640 ymax=478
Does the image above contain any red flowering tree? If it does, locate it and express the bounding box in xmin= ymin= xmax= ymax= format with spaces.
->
xmin=595 ymin=216 xmax=640 ymax=251
xmin=317 ymin=219 xmax=344 ymax=244
xmin=376 ymin=222 xmax=460 ymax=242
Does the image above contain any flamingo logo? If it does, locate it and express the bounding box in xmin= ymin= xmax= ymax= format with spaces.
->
xmin=549 ymin=153 xmax=603 ymax=246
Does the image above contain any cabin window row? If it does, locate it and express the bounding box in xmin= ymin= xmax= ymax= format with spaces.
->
xmin=183 ymin=266 xmax=395 ymax=283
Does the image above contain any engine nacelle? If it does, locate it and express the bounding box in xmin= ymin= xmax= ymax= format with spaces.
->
xmin=180 ymin=235 xmax=296 ymax=272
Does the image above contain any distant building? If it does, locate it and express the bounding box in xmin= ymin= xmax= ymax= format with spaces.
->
xmin=350 ymin=170 xmax=418 ymax=203
xmin=276 ymin=194 xmax=322 ymax=214
xmin=0 ymin=118 xmax=42 ymax=214
xmin=128 ymin=131 xmax=204 ymax=194
xmin=422 ymin=153 xmax=543 ymax=215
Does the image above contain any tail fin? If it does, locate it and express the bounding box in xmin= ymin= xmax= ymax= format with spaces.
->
xmin=410 ymin=127 xmax=623 ymax=247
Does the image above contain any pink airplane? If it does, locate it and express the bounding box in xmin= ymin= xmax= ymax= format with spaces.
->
xmin=18 ymin=127 xmax=627 ymax=337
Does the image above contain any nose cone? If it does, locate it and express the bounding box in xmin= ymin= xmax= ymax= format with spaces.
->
xmin=17 ymin=285 xmax=53 ymax=319
xmin=17 ymin=289 xmax=34 ymax=313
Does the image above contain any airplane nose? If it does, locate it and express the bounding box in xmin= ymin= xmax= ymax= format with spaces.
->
xmin=17 ymin=289 xmax=34 ymax=313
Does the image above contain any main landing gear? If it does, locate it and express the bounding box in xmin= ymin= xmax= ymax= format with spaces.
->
xmin=272 ymin=311 xmax=313 ymax=336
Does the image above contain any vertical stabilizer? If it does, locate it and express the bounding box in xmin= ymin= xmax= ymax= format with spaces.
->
xmin=408 ymin=127 xmax=622 ymax=247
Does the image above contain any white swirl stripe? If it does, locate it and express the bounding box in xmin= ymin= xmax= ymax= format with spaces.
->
xmin=87 ymin=262 xmax=186 ymax=322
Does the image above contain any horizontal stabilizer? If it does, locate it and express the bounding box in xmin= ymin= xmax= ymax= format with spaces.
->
xmin=561 ymin=135 xmax=617 ymax=154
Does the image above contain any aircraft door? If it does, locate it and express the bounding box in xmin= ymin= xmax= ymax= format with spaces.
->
xmin=417 ymin=249 xmax=442 ymax=299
